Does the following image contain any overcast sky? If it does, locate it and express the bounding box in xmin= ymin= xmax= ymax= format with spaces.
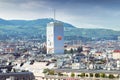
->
xmin=0 ymin=0 xmax=120 ymax=30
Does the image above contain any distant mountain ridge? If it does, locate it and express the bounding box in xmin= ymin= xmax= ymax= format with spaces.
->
xmin=0 ymin=18 xmax=75 ymax=29
xmin=0 ymin=18 xmax=120 ymax=41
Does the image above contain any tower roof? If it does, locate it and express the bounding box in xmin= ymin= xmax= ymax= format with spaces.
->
xmin=47 ymin=21 xmax=63 ymax=27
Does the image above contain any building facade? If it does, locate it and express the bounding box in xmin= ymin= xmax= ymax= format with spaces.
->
xmin=112 ymin=50 xmax=120 ymax=59
xmin=46 ymin=22 xmax=64 ymax=54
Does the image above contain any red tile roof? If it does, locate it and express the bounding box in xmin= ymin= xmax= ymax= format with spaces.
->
xmin=113 ymin=50 xmax=120 ymax=53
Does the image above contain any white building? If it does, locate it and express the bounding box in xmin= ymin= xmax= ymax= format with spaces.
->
xmin=112 ymin=50 xmax=120 ymax=59
xmin=46 ymin=22 xmax=64 ymax=54
xmin=72 ymin=63 xmax=80 ymax=69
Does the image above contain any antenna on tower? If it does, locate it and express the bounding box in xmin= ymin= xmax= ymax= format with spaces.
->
xmin=54 ymin=9 xmax=56 ymax=21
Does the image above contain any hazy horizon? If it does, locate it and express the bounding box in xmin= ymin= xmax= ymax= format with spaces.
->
xmin=0 ymin=0 xmax=120 ymax=30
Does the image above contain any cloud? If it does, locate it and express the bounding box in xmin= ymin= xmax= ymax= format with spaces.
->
xmin=0 ymin=0 xmax=120 ymax=30
xmin=19 ymin=1 xmax=47 ymax=10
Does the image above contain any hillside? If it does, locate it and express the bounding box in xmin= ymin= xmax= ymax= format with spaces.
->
xmin=0 ymin=18 xmax=120 ymax=41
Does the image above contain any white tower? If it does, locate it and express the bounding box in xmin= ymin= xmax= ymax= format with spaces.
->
xmin=46 ymin=21 xmax=64 ymax=54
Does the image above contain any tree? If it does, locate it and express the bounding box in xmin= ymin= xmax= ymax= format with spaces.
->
xmin=64 ymin=49 xmax=68 ymax=54
xmin=95 ymin=73 xmax=100 ymax=78
xmin=77 ymin=46 xmax=83 ymax=53
xmin=86 ymin=74 xmax=88 ymax=77
xmin=116 ymin=75 xmax=119 ymax=78
xmin=77 ymin=74 xmax=81 ymax=77
xmin=71 ymin=72 xmax=75 ymax=77
xmin=100 ymin=73 xmax=106 ymax=78
xmin=58 ymin=72 xmax=63 ymax=76
xmin=90 ymin=73 xmax=93 ymax=77
xmin=42 ymin=46 xmax=47 ymax=54
xmin=70 ymin=48 xmax=74 ymax=55
xmin=48 ymin=70 xmax=55 ymax=75
xmin=43 ymin=68 xmax=49 ymax=74
xmin=80 ymin=73 xmax=85 ymax=77
xmin=109 ymin=74 xmax=115 ymax=79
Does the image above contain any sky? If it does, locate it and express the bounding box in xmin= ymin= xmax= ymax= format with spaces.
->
xmin=0 ymin=0 xmax=120 ymax=30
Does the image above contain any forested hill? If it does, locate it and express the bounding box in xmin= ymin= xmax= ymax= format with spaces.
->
xmin=0 ymin=18 xmax=120 ymax=41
